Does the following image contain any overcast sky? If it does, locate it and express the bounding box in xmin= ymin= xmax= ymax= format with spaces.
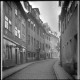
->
xmin=29 ymin=1 xmax=61 ymax=34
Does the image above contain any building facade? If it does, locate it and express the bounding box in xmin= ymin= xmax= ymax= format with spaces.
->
xmin=24 ymin=1 xmax=51 ymax=60
xmin=2 ymin=1 xmax=52 ymax=69
xmin=2 ymin=1 xmax=28 ymax=68
xmin=50 ymin=34 xmax=59 ymax=58
xmin=43 ymin=24 xmax=51 ymax=59
xmin=59 ymin=1 xmax=78 ymax=76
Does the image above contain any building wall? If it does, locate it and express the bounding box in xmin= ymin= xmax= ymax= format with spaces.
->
xmin=27 ymin=15 xmax=46 ymax=60
xmin=45 ymin=33 xmax=50 ymax=58
xmin=3 ymin=2 xmax=27 ymax=48
xmin=59 ymin=1 xmax=78 ymax=75
xmin=2 ymin=2 xmax=27 ymax=68
xmin=50 ymin=35 xmax=59 ymax=58
xmin=61 ymin=5 xmax=77 ymax=64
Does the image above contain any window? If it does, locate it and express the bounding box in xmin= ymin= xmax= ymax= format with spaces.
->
xmin=28 ymin=35 xmax=30 ymax=45
xmin=5 ymin=44 xmax=12 ymax=60
xmin=31 ymin=21 xmax=33 ymax=30
xmin=28 ymin=19 xmax=31 ymax=28
xmin=28 ymin=21 xmax=30 ymax=28
xmin=29 ymin=7 xmax=31 ymax=12
xmin=31 ymin=37 xmax=33 ymax=45
xmin=43 ymin=44 xmax=44 ymax=50
xmin=15 ymin=17 xmax=18 ymax=26
xmin=8 ymin=20 xmax=12 ymax=32
xmin=8 ymin=46 xmax=12 ymax=59
xmin=28 ymin=53 xmax=30 ymax=58
xmin=5 ymin=15 xmax=12 ymax=32
xmin=5 ymin=16 xmax=8 ymax=29
xmin=28 ymin=18 xmax=30 ymax=22
xmin=34 ymin=38 xmax=35 ymax=47
xmin=40 ymin=43 xmax=41 ymax=48
xmin=37 ymin=40 xmax=39 ymax=48
xmin=5 ymin=20 xmax=8 ymax=29
xmin=22 ymin=34 xmax=26 ymax=42
xmin=34 ymin=26 xmax=35 ymax=31
xmin=6 ymin=45 xmax=9 ymax=59
xmin=34 ymin=24 xmax=35 ymax=31
xmin=18 ymin=29 xmax=20 ymax=38
xmin=15 ymin=9 xmax=17 ymax=15
xmin=22 ymin=24 xmax=25 ymax=35
xmin=15 ymin=27 xmax=17 ymax=36
xmin=9 ymin=46 xmax=12 ymax=59
xmin=37 ymin=27 xmax=39 ymax=35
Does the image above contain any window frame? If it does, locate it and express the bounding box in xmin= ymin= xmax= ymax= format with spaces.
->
xmin=18 ymin=29 xmax=20 ymax=38
xmin=15 ymin=26 xmax=18 ymax=36
xmin=5 ymin=16 xmax=8 ymax=29
xmin=15 ymin=9 xmax=17 ymax=15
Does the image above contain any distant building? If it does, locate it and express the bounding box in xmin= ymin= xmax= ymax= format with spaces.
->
xmin=50 ymin=34 xmax=59 ymax=58
xmin=43 ymin=23 xmax=51 ymax=59
xmin=59 ymin=1 xmax=78 ymax=77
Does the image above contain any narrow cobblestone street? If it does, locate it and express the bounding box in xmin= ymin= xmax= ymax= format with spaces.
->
xmin=4 ymin=59 xmax=57 ymax=79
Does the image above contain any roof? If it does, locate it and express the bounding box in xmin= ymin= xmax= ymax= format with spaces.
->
xmin=14 ymin=1 xmax=28 ymax=20
xmin=34 ymin=8 xmax=40 ymax=15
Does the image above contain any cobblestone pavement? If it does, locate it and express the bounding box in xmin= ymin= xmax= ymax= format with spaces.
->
xmin=4 ymin=59 xmax=57 ymax=79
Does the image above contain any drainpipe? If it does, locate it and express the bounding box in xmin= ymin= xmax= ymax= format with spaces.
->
xmin=77 ymin=1 xmax=80 ymax=79
xmin=1 ymin=1 xmax=3 ymax=79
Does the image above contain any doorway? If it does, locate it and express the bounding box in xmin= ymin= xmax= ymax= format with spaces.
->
xmin=15 ymin=49 xmax=17 ymax=64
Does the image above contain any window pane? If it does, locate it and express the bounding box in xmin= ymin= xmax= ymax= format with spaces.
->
xmin=19 ymin=33 xmax=20 ymax=38
xmin=28 ymin=35 xmax=30 ymax=45
xmin=15 ymin=9 xmax=17 ymax=15
xmin=5 ymin=20 xmax=8 ymax=29
xmin=18 ymin=30 xmax=20 ymax=38
xmin=5 ymin=16 xmax=8 ymax=21
xmin=15 ymin=27 xmax=17 ymax=36
xmin=9 ymin=20 xmax=12 ymax=32
xmin=10 ymin=46 xmax=12 ymax=59
xmin=9 ymin=20 xmax=11 ymax=24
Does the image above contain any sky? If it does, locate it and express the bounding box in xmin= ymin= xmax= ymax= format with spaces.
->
xmin=29 ymin=1 xmax=61 ymax=35
xmin=20 ymin=1 xmax=61 ymax=37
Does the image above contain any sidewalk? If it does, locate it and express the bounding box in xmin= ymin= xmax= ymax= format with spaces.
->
xmin=53 ymin=60 xmax=73 ymax=79
xmin=2 ymin=59 xmax=49 ymax=79
xmin=2 ymin=62 xmax=35 ymax=79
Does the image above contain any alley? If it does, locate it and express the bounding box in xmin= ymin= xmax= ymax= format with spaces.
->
xmin=4 ymin=59 xmax=57 ymax=79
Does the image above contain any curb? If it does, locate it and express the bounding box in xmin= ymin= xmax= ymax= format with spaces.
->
xmin=53 ymin=60 xmax=73 ymax=79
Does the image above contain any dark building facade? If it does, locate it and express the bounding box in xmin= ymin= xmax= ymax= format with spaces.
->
xmin=59 ymin=1 xmax=78 ymax=77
